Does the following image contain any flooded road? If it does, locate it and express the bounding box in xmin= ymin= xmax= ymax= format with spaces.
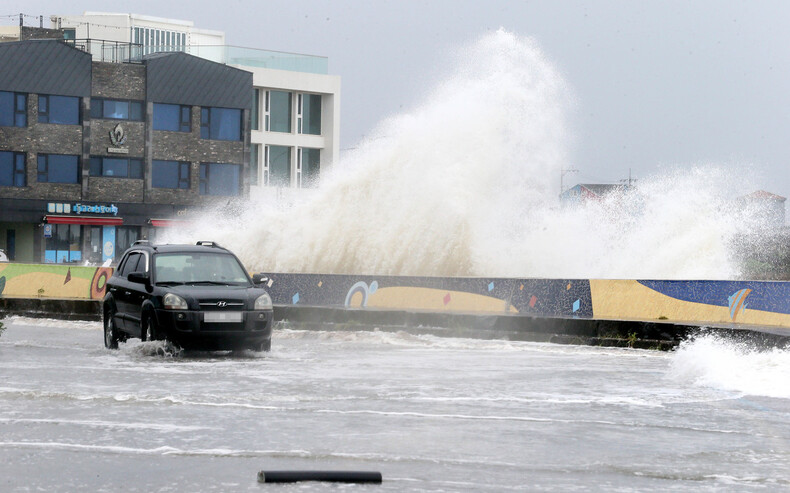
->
xmin=1 ymin=316 xmax=788 ymax=491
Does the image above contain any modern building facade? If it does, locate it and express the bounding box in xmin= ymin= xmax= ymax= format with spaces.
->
xmin=50 ymin=12 xmax=341 ymax=198
xmin=0 ymin=12 xmax=341 ymax=264
xmin=0 ymin=37 xmax=252 ymax=264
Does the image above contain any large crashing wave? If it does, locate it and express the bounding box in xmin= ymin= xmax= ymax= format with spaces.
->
xmin=169 ymin=29 xmax=768 ymax=279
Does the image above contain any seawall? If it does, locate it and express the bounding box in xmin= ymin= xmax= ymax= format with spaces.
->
xmin=2 ymin=264 xmax=790 ymax=349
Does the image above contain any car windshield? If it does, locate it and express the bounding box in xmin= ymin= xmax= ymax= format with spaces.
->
xmin=153 ymin=252 xmax=250 ymax=285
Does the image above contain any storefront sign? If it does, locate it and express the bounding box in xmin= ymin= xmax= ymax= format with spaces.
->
xmin=73 ymin=204 xmax=119 ymax=216
xmin=43 ymin=224 xmax=53 ymax=238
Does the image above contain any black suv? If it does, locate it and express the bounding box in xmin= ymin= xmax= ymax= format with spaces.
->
xmin=103 ymin=241 xmax=273 ymax=351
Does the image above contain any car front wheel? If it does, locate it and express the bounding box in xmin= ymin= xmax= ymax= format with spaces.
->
xmin=142 ymin=314 xmax=161 ymax=342
xmin=250 ymin=339 xmax=271 ymax=352
xmin=104 ymin=311 xmax=120 ymax=349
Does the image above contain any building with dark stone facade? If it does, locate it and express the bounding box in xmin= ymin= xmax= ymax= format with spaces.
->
xmin=0 ymin=36 xmax=252 ymax=264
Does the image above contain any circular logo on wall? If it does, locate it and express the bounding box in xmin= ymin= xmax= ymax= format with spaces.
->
xmin=103 ymin=241 xmax=114 ymax=257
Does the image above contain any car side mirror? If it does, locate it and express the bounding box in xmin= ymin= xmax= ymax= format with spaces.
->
xmin=252 ymin=273 xmax=269 ymax=285
xmin=128 ymin=271 xmax=150 ymax=285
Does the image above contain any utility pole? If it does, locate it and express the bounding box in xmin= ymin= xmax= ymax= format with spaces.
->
xmin=620 ymin=168 xmax=637 ymax=187
xmin=560 ymin=167 xmax=579 ymax=195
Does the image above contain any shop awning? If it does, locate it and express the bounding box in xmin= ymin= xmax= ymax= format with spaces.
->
xmin=149 ymin=218 xmax=193 ymax=228
xmin=44 ymin=215 xmax=123 ymax=226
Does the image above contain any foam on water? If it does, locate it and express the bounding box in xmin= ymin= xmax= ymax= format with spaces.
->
xmin=163 ymin=29 xmax=771 ymax=280
xmin=669 ymin=333 xmax=790 ymax=399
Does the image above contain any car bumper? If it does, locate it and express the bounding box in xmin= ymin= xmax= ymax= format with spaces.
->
xmin=154 ymin=308 xmax=273 ymax=350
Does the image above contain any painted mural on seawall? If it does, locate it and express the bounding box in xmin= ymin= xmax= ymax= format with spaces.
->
xmin=2 ymin=263 xmax=790 ymax=334
xmin=262 ymin=273 xmax=790 ymax=333
xmin=0 ymin=263 xmax=112 ymax=300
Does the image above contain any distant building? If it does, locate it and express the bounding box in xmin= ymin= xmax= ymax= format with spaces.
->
xmin=0 ymin=12 xmax=341 ymax=264
xmin=736 ymin=190 xmax=786 ymax=228
xmin=560 ymin=183 xmax=633 ymax=205
xmin=0 ymin=38 xmax=252 ymax=264
xmin=46 ymin=12 xmax=341 ymax=196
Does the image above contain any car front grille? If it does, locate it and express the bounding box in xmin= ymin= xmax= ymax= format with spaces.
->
xmin=199 ymin=300 xmax=245 ymax=311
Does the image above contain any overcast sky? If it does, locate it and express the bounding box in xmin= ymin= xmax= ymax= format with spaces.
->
xmin=7 ymin=1 xmax=790 ymax=198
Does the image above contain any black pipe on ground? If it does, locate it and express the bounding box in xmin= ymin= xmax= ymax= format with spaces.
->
xmin=257 ymin=470 xmax=382 ymax=484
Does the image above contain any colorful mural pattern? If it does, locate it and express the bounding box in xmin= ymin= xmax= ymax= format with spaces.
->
xmin=4 ymin=263 xmax=790 ymax=333
xmin=0 ymin=263 xmax=113 ymax=300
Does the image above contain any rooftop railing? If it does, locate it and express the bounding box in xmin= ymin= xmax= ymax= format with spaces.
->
xmin=64 ymin=39 xmax=328 ymax=74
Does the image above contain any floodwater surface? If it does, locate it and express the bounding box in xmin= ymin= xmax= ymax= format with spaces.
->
xmin=1 ymin=317 xmax=788 ymax=491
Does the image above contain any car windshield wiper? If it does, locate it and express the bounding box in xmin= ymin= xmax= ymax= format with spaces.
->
xmin=186 ymin=280 xmax=235 ymax=285
xmin=155 ymin=281 xmax=185 ymax=285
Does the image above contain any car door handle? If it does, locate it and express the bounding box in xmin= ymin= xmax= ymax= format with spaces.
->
xmin=109 ymin=287 xmax=117 ymax=292
xmin=125 ymin=291 xmax=132 ymax=295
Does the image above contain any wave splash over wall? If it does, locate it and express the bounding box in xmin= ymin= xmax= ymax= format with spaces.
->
xmin=174 ymin=30 xmax=767 ymax=279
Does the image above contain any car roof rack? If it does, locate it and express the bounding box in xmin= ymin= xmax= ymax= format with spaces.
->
xmin=133 ymin=239 xmax=150 ymax=246
xmin=195 ymin=240 xmax=223 ymax=249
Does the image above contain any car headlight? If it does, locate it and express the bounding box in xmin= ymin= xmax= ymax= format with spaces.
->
xmin=254 ymin=292 xmax=273 ymax=310
xmin=163 ymin=293 xmax=188 ymax=310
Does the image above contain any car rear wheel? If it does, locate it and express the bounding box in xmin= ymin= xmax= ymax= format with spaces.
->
xmin=104 ymin=311 xmax=119 ymax=349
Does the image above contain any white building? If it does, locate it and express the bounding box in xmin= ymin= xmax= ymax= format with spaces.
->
xmin=50 ymin=12 xmax=340 ymax=197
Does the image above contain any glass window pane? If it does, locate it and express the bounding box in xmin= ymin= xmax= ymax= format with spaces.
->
xmin=152 ymin=159 xmax=179 ymax=188
xmin=200 ymin=108 xmax=209 ymax=139
xmin=153 ymin=103 xmax=180 ymax=131
xmin=180 ymin=106 xmax=190 ymax=131
xmin=90 ymin=157 xmax=101 ymax=176
xmin=302 ymin=94 xmax=322 ymax=135
xmin=179 ymin=162 xmax=190 ymax=188
xmin=90 ymin=99 xmax=102 ymax=119
xmin=301 ymin=148 xmax=320 ymax=188
xmin=0 ymin=91 xmax=13 ymax=126
xmin=202 ymin=163 xmax=239 ymax=196
xmin=0 ymin=151 xmax=12 ymax=186
xmin=102 ymin=157 xmax=128 ymax=177
xmin=269 ymin=91 xmax=291 ymax=133
xmin=209 ymin=107 xmax=241 ymax=141
xmin=130 ymin=102 xmax=143 ymax=121
xmin=251 ymin=89 xmax=260 ymax=130
xmin=103 ymin=100 xmax=129 ymax=119
xmin=46 ymin=155 xmax=79 ymax=183
xmin=48 ymin=96 xmax=80 ymax=124
xmin=268 ymin=145 xmax=291 ymax=187
xmin=129 ymin=159 xmax=143 ymax=179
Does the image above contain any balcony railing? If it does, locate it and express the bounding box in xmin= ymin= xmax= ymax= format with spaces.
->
xmin=64 ymin=39 xmax=328 ymax=74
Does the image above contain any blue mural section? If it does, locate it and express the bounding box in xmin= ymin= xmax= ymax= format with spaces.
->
xmin=260 ymin=273 xmax=594 ymax=319
xmin=637 ymin=280 xmax=790 ymax=316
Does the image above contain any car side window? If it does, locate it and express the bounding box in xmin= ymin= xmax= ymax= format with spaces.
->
xmin=120 ymin=252 xmax=142 ymax=277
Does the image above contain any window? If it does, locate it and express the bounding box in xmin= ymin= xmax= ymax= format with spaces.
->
xmin=153 ymin=160 xmax=190 ymax=189
xmin=38 ymin=95 xmax=80 ymax=124
xmin=44 ymin=224 xmax=81 ymax=263
xmin=120 ymin=251 xmax=143 ymax=276
xmin=250 ymin=144 xmax=260 ymax=185
xmin=37 ymin=154 xmax=79 ymax=184
xmin=251 ymin=89 xmax=260 ymax=130
xmin=266 ymin=145 xmax=291 ymax=187
xmin=153 ymin=103 xmax=190 ymax=132
xmin=201 ymin=107 xmax=242 ymax=141
xmin=0 ymin=151 xmax=26 ymax=187
xmin=89 ymin=156 xmax=143 ymax=178
xmin=90 ymin=98 xmax=143 ymax=121
xmin=1 ymin=91 xmax=26 ymax=127
xmin=115 ymin=227 xmax=140 ymax=259
xmin=266 ymin=90 xmax=291 ymax=132
xmin=199 ymin=163 xmax=240 ymax=196
xmin=298 ymin=93 xmax=322 ymax=135
xmin=298 ymin=147 xmax=320 ymax=188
